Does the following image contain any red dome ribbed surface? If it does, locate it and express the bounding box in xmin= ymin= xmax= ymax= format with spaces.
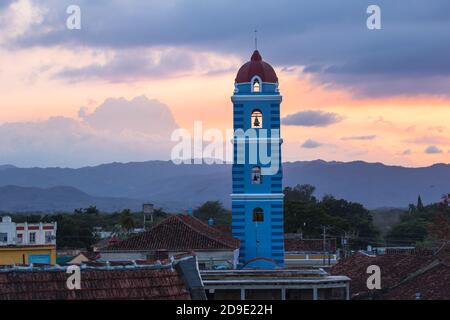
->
xmin=235 ymin=50 xmax=278 ymax=83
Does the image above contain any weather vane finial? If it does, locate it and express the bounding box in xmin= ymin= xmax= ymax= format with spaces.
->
xmin=254 ymin=29 xmax=258 ymax=50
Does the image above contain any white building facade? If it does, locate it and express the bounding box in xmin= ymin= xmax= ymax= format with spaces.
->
xmin=0 ymin=216 xmax=57 ymax=246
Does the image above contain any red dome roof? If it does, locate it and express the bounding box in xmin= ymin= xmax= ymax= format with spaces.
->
xmin=235 ymin=50 xmax=278 ymax=83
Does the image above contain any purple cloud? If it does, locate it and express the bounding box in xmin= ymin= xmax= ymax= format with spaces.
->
xmin=282 ymin=110 xmax=343 ymax=127
xmin=301 ymin=139 xmax=323 ymax=149
xmin=341 ymin=135 xmax=376 ymax=141
xmin=402 ymin=149 xmax=412 ymax=155
xmin=425 ymin=146 xmax=443 ymax=154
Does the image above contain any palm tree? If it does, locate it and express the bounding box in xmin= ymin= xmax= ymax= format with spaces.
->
xmin=120 ymin=209 xmax=135 ymax=232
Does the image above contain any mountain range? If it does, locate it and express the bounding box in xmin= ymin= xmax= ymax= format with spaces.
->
xmin=0 ymin=160 xmax=448 ymax=212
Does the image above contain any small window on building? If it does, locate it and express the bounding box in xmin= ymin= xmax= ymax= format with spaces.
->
xmin=45 ymin=231 xmax=52 ymax=243
xmin=251 ymin=110 xmax=263 ymax=128
xmin=17 ymin=233 xmax=23 ymax=244
xmin=252 ymin=78 xmax=261 ymax=92
xmin=253 ymin=208 xmax=264 ymax=222
xmin=0 ymin=233 xmax=7 ymax=243
xmin=29 ymin=232 xmax=36 ymax=244
xmin=252 ymin=166 xmax=262 ymax=184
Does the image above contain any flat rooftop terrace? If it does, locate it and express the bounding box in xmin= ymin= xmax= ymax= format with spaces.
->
xmin=200 ymin=268 xmax=350 ymax=300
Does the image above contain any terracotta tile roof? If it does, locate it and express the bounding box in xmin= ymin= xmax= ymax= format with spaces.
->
xmin=378 ymin=243 xmax=450 ymax=300
xmin=69 ymin=251 xmax=100 ymax=263
xmin=0 ymin=265 xmax=190 ymax=300
xmin=213 ymin=225 xmax=232 ymax=235
xmin=92 ymin=237 xmax=120 ymax=250
xmin=331 ymin=250 xmax=435 ymax=299
xmin=284 ymin=235 xmax=337 ymax=252
xmin=381 ymin=261 xmax=450 ymax=300
xmin=104 ymin=214 xmax=240 ymax=251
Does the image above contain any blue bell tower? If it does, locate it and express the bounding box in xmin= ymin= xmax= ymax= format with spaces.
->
xmin=231 ymin=50 xmax=285 ymax=269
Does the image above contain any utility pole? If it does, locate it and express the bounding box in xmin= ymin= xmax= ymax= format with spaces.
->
xmin=321 ymin=225 xmax=327 ymax=266
xmin=341 ymin=232 xmax=348 ymax=258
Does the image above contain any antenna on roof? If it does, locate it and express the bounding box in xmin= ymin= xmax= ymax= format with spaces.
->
xmin=254 ymin=29 xmax=258 ymax=50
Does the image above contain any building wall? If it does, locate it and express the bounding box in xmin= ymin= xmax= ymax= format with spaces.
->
xmin=0 ymin=216 xmax=16 ymax=245
xmin=206 ymin=286 xmax=349 ymax=300
xmin=0 ymin=216 xmax=57 ymax=246
xmin=99 ymin=251 xmax=146 ymax=262
xmin=99 ymin=250 xmax=237 ymax=269
xmin=174 ymin=250 xmax=238 ymax=270
xmin=0 ymin=246 xmax=57 ymax=265
xmin=15 ymin=222 xmax=57 ymax=246
xmin=285 ymin=252 xmax=338 ymax=267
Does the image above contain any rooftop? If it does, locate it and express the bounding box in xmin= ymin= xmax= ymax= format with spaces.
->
xmin=331 ymin=244 xmax=450 ymax=300
xmin=235 ymin=50 xmax=278 ymax=84
xmin=284 ymin=235 xmax=337 ymax=252
xmin=0 ymin=256 xmax=202 ymax=300
xmin=104 ymin=214 xmax=240 ymax=252
xmin=201 ymin=268 xmax=350 ymax=286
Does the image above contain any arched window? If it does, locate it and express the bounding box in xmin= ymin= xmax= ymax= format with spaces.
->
xmin=253 ymin=207 xmax=264 ymax=222
xmin=252 ymin=78 xmax=261 ymax=93
xmin=251 ymin=109 xmax=263 ymax=128
xmin=251 ymin=166 xmax=262 ymax=184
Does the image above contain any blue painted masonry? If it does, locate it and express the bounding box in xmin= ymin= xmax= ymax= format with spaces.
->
xmin=231 ymin=75 xmax=285 ymax=269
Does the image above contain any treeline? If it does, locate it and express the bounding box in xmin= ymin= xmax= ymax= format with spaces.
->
xmin=4 ymin=186 xmax=446 ymax=251
xmin=193 ymin=185 xmax=380 ymax=250
xmin=6 ymin=207 xmax=169 ymax=249
xmin=283 ymin=184 xmax=379 ymax=249
xmin=384 ymin=194 xmax=450 ymax=247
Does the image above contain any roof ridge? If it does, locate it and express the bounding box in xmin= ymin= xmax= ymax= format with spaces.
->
xmin=174 ymin=214 xmax=237 ymax=249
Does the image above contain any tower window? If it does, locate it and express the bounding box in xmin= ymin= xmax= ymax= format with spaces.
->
xmin=253 ymin=208 xmax=264 ymax=222
xmin=252 ymin=78 xmax=261 ymax=92
xmin=251 ymin=166 xmax=262 ymax=184
xmin=251 ymin=109 xmax=263 ymax=128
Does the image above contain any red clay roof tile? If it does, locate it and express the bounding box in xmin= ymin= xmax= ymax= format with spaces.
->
xmin=105 ymin=215 xmax=239 ymax=251
xmin=0 ymin=266 xmax=190 ymax=300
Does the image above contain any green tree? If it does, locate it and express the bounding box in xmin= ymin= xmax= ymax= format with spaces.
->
xmin=284 ymin=184 xmax=317 ymax=203
xmin=283 ymin=185 xmax=379 ymax=249
xmin=417 ymin=195 xmax=425 ymax=212
xmin=84 ymin=205 xmax=100 ymax=215
xmin=193 ymin=201 xmax=231 ymax=225
xmin=119 ymin=209 xmax=135 ymax=232
xmin=386 ymin=220 xmax=428 ymax=246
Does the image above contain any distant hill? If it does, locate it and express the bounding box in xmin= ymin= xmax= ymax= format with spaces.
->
xmin=0 ymin=160 xmax=448 ymax=211
xmin=0 ymin=165 xmax=16 ymax=171
xmin=0 ymin=185 xmax=142 ymax=213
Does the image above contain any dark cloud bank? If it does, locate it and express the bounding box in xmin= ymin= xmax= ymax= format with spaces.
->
xmin=8 ymin=0 xmax=450 ymax=97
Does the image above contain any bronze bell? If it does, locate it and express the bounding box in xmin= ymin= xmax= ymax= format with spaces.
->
xmin=253 ymin=116 xmax=260 ymax=127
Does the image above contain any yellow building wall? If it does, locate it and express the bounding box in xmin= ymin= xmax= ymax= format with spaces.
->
xmin=0 ymin=246 xmax=57 ymax=265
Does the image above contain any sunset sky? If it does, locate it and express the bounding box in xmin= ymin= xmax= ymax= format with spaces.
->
xmin=1 ymin=0 xmax=450 ymax=168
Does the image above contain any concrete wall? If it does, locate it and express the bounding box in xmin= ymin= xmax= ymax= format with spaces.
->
xmin=0 ymin=216 xmax=16 ymax=245
xmin=0 ymin=246 xmax=57 ymax=265
xmin=0 ymin=217 xmax=57 ymax=246
xmin=98 ymin=251 xmax=146 ymax=262
xmin=99 ymin=250 xmax=237 ymax=269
